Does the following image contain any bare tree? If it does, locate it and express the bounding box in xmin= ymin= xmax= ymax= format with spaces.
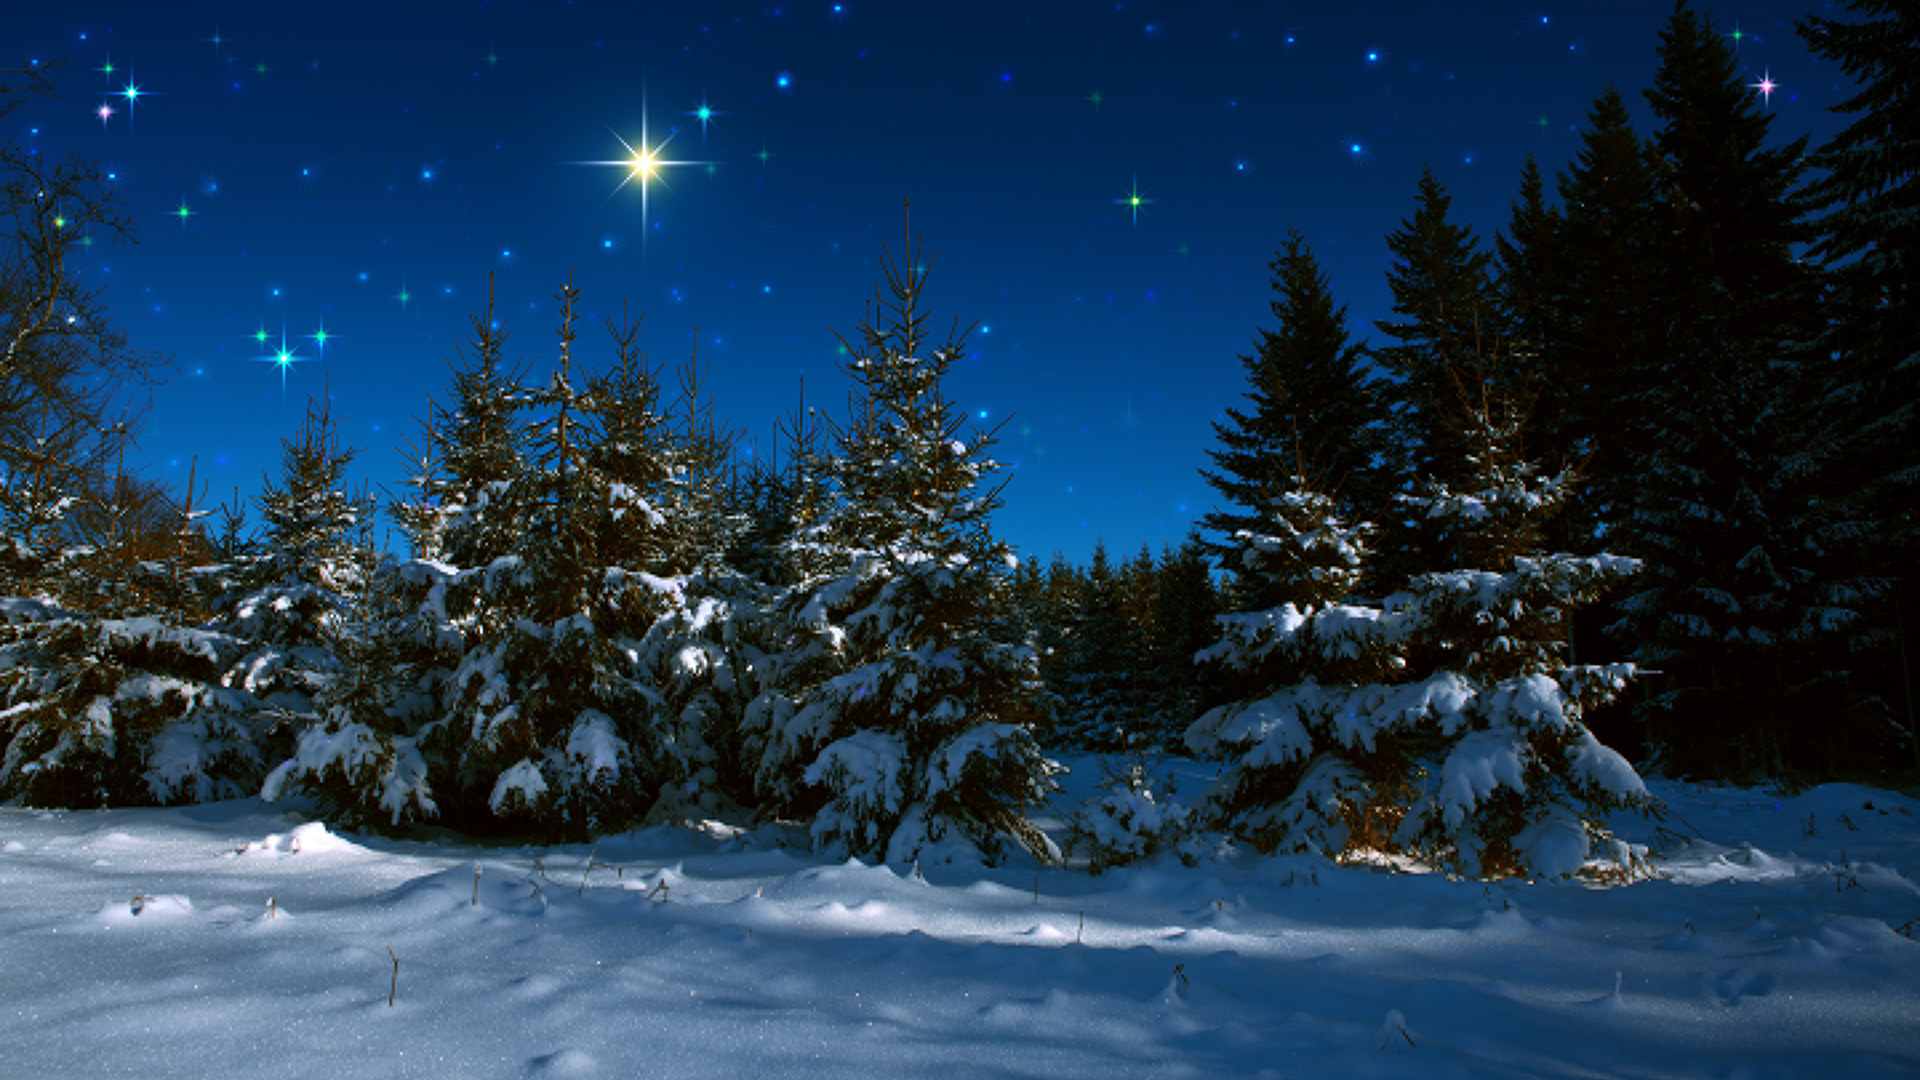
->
xmin=0 ymin=61 xmax=169 ymax=558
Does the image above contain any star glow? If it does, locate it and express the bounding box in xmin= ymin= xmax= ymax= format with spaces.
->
xmin=1114 ymin=175 xmax=1154 ymax=226
xmin=581 ymin=102 xmax=710 ymax=242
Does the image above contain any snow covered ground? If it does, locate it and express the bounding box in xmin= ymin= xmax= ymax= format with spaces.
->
xmin=2 ymin=759 xmax=1917 ymax=1080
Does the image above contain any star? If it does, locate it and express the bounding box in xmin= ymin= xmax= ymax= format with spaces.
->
xmin=172 ymin=199 xmax=195 ymax=228
xmin=482 ymin=49 xmax=500 ymax=70
xmin=252 ymin=324 xmax=312 ymax=396
xmin=1114 ymin=174 xmax=1153 ymax=226
xmin=1751 ymin=70 xmax=1778 ymax=106
xmin=1725 ymin=20 xmax=1747 ymax=53
xmin=95 ymin=55 xmax=116 ymax=80
xmin=580 ymin=98 xmax=710 ymax=241
xmin=686 ymin=97 xmax=724 ymax=143
xmin=95 ymin=102 xmax=114 ymax=127
xmin=116 ymin=76 xmax=149 ymax=125
xmin=207 ymin=25 xmax=226 ymax=52
xmin=394 ymin=280 xmax=413 ymax=311
xmin=307 ymin=321 xmax=335 ymax=353
xmin=1086 ymin=89 xmax=1105 ymax=112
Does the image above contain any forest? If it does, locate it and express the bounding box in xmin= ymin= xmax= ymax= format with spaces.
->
xmin=2 ymin=4 xmax=1913 ymax=883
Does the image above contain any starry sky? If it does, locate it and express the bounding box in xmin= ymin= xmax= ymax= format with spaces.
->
xmin=10 ymin=2 xmax=1849 ymax=568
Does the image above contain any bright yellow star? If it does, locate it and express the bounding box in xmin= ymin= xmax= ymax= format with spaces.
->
xmin=579 ymin=96 xmax=709 ymax=243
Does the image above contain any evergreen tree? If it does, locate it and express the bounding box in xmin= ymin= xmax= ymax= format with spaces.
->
xmin=1798 ymin=0 xmax=1920 ymax=766
xmin=1056 ymin=540 xmax=1135 ymax=751
xmin=1 ymin=475 xmax=264 ymax=807
xmin=422 ymin=281 xmax=533 ymax=576
xmin=1147 ymin=532 xmax=1220 ymax=748
xmin=260 ymin=527 xmax=441 ymax=828
xmin=1369 ymin=168 xmax=1503 ymax=593
xmin=436 ymin=278 xmax=684 ymax=836
xmin=1202 ymin=228 xmax=1386 ymax=606
xmin=1371 ymin=167 xmax=1500 ymax=485
xmin=1618 ymin=2 xmax=1843 ymax=777
xmin=1188 ymin=375 xmax=1648 ymax=879
xmin=742 ymin=207 xmax=1057 ymax=865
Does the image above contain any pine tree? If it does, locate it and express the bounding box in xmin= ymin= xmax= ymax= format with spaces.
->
xmin=1798 ymin=1 xmax=1920 ymax=767
xmin=743 ymin=206 xmax=1058 ymax=865
xmin=1372 ymin=168 xmax=1500 ymax=484
xmin=1147 ymin=532 xmax=1220 ymax=748
xmin=1 ymin=471 xmax=264 ymax=807
xmin=1491 ymin=156 xmax=1568 ymax=472
xmin=436 ymin=277 xmax=684 ymax=836
xmin=1056 ymin=540 xmax=1135 ymax=751
xmin=425 ymin=280 xmax=533 ymax=576
xmin=1202 ymin=228 xmax=1386 ymax=606
xmin=1550 ymin=85 xmax=1662 ymax=547
xmin=1369 ymin=168 xmax=1504 ymax=593
xmin=1188 ymin=373 xmax=1648 ymax=879
xmin=1618 ymin=2 xmax=1841 ymax=777
xmin=260 ymin=524 xmax=440 ymax=828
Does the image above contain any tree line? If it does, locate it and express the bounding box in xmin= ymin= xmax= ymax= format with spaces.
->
xmin=1 ymin=2 xmax=1912 ymax=877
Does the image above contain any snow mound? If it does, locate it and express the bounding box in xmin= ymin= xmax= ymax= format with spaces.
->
xmin=231 ymin=821 xmax=354 ymax=857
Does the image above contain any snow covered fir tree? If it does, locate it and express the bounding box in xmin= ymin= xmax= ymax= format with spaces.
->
xmin=1187 ymin=368 xmax=1650 ymax=879
xmin=741 ymin=204 xmax=1059 ymax=865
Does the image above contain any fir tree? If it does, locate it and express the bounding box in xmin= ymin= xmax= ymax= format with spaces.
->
xmin=1188 ymin=373 xmax=1648 ymax=879
xmin=1147 ymin=532 xmax=1220 ymax=748
xmin=437 ymin=277 xmax=683 ymax=836
xmin=1549 ymin=85 xmax=1663 ymax=551
xmin=1056 ymin=540 xmax=1136 ymax=751
xmin=1369 ymin=168 xmax=1503 ymax=592
xmin=1798 ymin=0 xmax=1920 ymax=766
xmin=743 ymin=205 xmax=1057 ymax=865
xmin=1371 ymin=167 xmax=1500 ymax=485
xmin=1202 ymin=228 xmax=1386 ymax=606
xmin=1 ymin=474 xmax=264 ymax=808
xmin=424 ymin=279 xmax=533 ymax=576
xmin=1619 ymin=2 xmax=1843 ymax=777
xmin=260 ymin=524 xmax=441 ymax=828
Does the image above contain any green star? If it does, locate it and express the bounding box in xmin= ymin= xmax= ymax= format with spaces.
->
xmin=172 ymin=199 xmax=195 ymax=228
xmin=1113 ymin=175 xmax=1154 ymax=226
xmin=1086 ymin=89 xmax=1105 ymax=112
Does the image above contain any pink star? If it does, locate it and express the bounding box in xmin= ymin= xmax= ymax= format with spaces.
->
xmin=95 ymin=102 xmax=114 ymax=127
xmin=1751 ymin=71 xmax=1778 ymax=106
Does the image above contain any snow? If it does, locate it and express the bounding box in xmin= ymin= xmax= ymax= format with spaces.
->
xmin=1 ymin=762 xmax=1917 ymax=1079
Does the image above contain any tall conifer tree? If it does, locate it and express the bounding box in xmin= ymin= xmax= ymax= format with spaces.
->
xmin=1202 ymin=228 xmax=1385 ymax=608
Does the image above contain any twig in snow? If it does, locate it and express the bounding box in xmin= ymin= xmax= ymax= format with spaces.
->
xmin=387 ymin=947 xmax=399 ymax=1007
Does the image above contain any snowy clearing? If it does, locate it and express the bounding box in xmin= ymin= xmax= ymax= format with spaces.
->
xmin=2 ymin=761 xmax=1917 ymax=1080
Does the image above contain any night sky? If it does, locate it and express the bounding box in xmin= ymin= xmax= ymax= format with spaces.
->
xmin=11 ymin=2 xmax=1849 ymax=568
